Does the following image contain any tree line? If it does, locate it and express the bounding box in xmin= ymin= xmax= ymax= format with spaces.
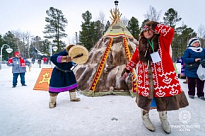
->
xmin=0 ymin=6 xmax=205 ymax=62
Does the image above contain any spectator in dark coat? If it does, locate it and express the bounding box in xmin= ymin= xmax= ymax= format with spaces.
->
xmin=37 ymin=58 xmax=42 ymax=68
xmin=31 ymin=57 xmax=35 ymax=64
xmin=183 ymin=38 xmax=205 ymax=100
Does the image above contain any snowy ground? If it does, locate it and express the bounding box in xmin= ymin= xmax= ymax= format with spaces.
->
xmin=0 ymin=63 xmax=205 ymax=136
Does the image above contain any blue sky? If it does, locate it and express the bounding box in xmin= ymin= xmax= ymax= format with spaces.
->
xmin=0 ymin=0 xmax=205 ymax=44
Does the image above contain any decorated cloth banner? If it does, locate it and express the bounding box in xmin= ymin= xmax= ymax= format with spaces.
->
xmin=33 ymin=68 xmax=53 ymax=91
xmin=89 ymin=38 xmax=113 ymax=92
xmin=123 ymin=37 xmax=138 ymax=93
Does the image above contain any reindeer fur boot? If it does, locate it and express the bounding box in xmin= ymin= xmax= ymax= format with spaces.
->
xmin=69 ymin=91 xmax=80 ymax=102
xmin=142 ymin=109 xmax=155 ymax=132
xmin=49 ymin=95 xmax=57 ymax=108
xmin=159 ymin=111 xmax=171 ymax=134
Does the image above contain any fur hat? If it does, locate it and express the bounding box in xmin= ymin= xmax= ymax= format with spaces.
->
xmin=188 ymin=38 xmax=201 ymax=47
xmin=14 ymin=51 xmax=20 ymax=56
xmin=140 ymin=21 xmax=159 ymax=37
xmin=65 ymin=44 xmax=75 ymax=53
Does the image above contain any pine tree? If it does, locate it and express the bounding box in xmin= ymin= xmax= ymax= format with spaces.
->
xmin=163 ymin=8 xmax=181 ymax=29
xmin=94 ymin=20 xmax=104 ymax=42
xmin=2 ymin=32 xmax=16 ymax=60
xmin=79 ymin=10 xmax=95 ymax=51
xmin=43 ymin=7 xmax=67 ymax=52
xmin=41 ymin=39 xmax=50 ymax=56
xmin=127 ymin=17 xmax=140 ymax=39
xmin=104 ymin=21 xmax=110 ymax=33
xmin=172 ymin=25 xmax=196 ymax=61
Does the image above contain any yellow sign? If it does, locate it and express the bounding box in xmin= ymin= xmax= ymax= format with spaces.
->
xmin=33 ymin=68 xmax=53 ymax=91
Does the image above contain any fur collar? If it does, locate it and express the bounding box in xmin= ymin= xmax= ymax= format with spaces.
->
xmin=139 ymin=34 xmax=160 ymax=63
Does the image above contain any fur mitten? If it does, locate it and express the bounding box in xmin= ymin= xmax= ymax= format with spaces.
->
xmin=121 ymin=68 xmax=130 ymax=77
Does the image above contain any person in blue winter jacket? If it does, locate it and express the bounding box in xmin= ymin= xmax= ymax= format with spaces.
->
xmin=7 ymin=51 xmax=31 ymax=88
xmin=49 ymin=45 xmax=80 ymax=109
xmin=183 ymin=38 xmax=205 ymax=100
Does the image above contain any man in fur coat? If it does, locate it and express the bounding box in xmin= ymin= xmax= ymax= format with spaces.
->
xmin=49 ymin=45 xmax=80 ymax=109
xmin=122 ymin=21 xmax=189 ymax=134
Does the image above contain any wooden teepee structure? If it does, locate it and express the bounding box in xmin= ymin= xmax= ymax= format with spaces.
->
xmin=74 ymin=1 xmax=138 ymax=97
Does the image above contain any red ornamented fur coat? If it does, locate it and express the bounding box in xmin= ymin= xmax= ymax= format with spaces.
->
xmin=125 ymin=24 xmax=189 ymax=111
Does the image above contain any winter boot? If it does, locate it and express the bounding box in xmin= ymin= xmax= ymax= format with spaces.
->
xmin=158 ymin=111 xmax=171 ymax=134
xmin=142 ymin=109 xmax=155 ymax=132
xmin=69 ymin=91 xmax=80 ymax=102
xmin=49 ymin=95 xmax=57 ymax=108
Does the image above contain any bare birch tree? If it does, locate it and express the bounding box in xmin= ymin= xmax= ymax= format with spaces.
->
xmin=144 ymin=6 xmax=161 ymax=21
